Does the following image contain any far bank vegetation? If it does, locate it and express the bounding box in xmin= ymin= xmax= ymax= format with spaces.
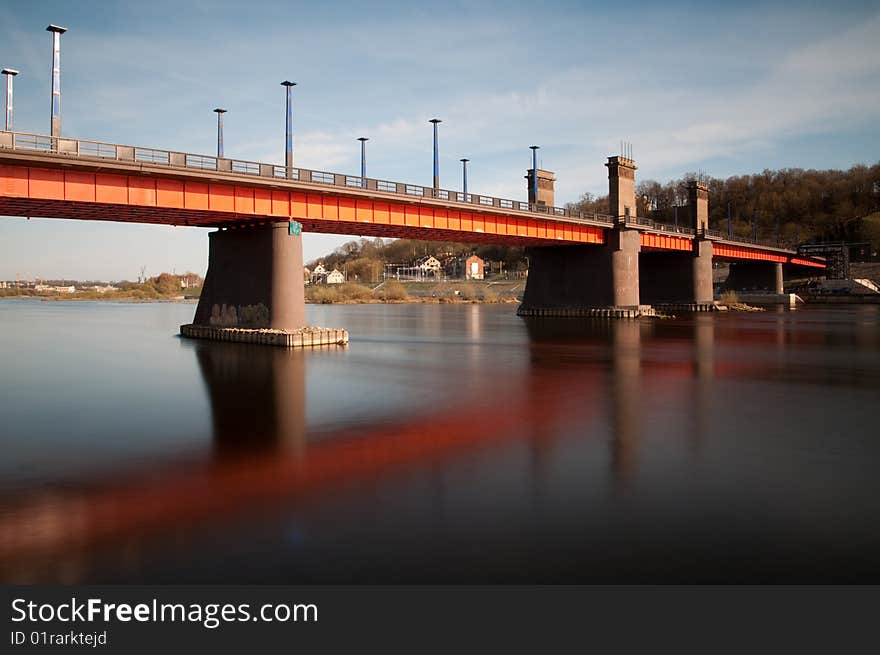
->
xmin=304 ymin=279 xmax=509 ymax=304
xmin=0 ymin=272 xmax=203 ymax=301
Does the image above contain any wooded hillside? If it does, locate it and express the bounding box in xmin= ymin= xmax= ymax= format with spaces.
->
xmin=569 ymin=163 xmax=880 ymax=249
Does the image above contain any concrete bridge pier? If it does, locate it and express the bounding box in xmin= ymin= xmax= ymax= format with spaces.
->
xmin=639 ymin=181 xmax=714 ymax=309
xmin=640 ymin=238 xmax=714 ymax=306
xmin=517 ymin=224 xmax=642 ymax=317
xmin=193 ymin=221 xmax=306 ymax=330
xmin=517 ymin=154 xmax=645 ymax=318
xmin=724 ymin=261 xmax=784 ymax=294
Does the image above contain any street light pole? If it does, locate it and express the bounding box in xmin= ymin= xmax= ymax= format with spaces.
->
xmin=529 ymin=145 xmax=540 ymax=206
xmin=46 ymin=24 xmax=67 ymax=138
xmin=357 ymin=137 xmax=368 ymax=186
xmin=281 ymin=81 xmax=297 ymax=171
xmin=213 ymin=108 xmax=227 ymax=159
xmin=460 ymin=158 xmax=469 ymax=197
xmin=1 ymin=68 xmax=18 ymax=131
xmin=429 ymin=118 xmax=441 ymax=192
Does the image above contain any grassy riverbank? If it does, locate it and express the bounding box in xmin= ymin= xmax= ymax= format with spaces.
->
xmin=0 ymin=289 xmax=198 ymax=302
xmin=3 ymin=280 xmax=521 ymax=305
xmin=306 ymin=279 xmax=523 ymax=304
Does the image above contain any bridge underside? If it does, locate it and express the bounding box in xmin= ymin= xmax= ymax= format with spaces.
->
xmin=639 ymin=240 xmax=713 ymax=305
xmin=0 ymin=197 xmax=567 ymax=247
xmin=518 ymin=229 xmax=642 ymax=315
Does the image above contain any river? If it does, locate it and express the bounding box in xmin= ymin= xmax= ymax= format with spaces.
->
xmin=1 ymin=299 xmax=878 ymax=583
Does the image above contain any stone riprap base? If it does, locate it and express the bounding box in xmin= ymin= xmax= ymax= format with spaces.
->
xmin=517 ymin=305 xmax=656 ymax=319
xmin=181 ymin=324 xmax=348 ymax=347
xmin=652 ymin=302 xmax=719 ymax=313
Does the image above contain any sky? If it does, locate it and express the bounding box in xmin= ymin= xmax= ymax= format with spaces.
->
xmin=1 ymin=0 xmax=878 ymax=281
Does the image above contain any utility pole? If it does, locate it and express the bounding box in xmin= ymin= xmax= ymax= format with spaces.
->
xmin=2 ymin=68 xmax=18 ymax=131
xmin=529 ymin=146 xmax=540 ymax=206
xmin=213 ymin=108 xmax=227 ymax=158
xmin=47 ymin=24 xmax=67 ymax=138
xmin=357 ymin=137 xmax=368 ymax=187
xmin=429 ymin=118 xmax=441 ymax=192
xmin=460 ymin=158 xmax=469 ymax=197
xmin=281 ymin=81 xmax=297 ymax=171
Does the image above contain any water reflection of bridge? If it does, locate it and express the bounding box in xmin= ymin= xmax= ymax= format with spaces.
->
xmin=0 ymin=315 xmax=799 ymax=582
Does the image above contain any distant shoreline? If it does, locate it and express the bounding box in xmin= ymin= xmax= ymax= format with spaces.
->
xmin=0 ymin=295 xmax=198 ymax=303
xmin=306 ymin=296 xmax=521 ymax=305
xmin=0 ymin=294 xmax=519 ymax=305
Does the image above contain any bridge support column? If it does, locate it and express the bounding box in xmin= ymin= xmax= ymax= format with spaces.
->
xmin=774 ymin=262 xmax=784 ymax=295
xmin=640 ymin=238 xmax=713 ymax=306
xmin=639 ymin=178 xmax=714 ymax=309
xmin=193 ymin=221 xmax=306 ymax=330
xmin=694 ymin=238 xmax=714 ymax=303
xmin=724 ymin=261 xmax=784 ymax=294
xmin=517 ymin=225 xmax=643 ymax=317
xmin=610 ymin=226 xmax=641 ymax=308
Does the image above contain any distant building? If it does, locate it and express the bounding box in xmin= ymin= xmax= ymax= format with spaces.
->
xmin=465 ymin=254 xmax=484 ymax=280
xmin=326 ymin=269 xmax=345 ymax=284
xmin=90 ymin=285 xmax=119 ymax=293
xmin=303 ymin=267 xmax=311 ymax=284
xmin=35 ymin=284 xmax=75 ymax=294
xmin=309 ymin=263 xmax=328 ymax=285
xmin=179 ymin=276 xmax=202 ymax=289
xmin=416 ymin=255 xmax=442 ymax=277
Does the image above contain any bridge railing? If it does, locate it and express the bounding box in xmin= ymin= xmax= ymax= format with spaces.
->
xmin=0 ymin=130 xmax=621 ymax=228
xmin=0 ymin=130 xmax=799 ymax=251
xmin=623 ymin=214 xmax=695 ymax=236
xmin=705 ymin=228 xmax=781 ymax=247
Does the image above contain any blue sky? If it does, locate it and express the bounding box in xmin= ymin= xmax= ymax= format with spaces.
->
xmin=1 ymin=0 xmax=878 ymax=280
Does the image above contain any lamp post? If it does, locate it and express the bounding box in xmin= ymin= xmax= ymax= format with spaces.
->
xmin=429 ymin=118 xmax=441 ymax=192
xmin=281 ymin=81 xmax=297 ymax=171
xmin=1 ymin=68 xmax=18 ymax=131
xmin=213 ymin=108 xmax=227 ymax=158
xmin=357 ymin=137 xmax=368 ymax=186
xmin=46 ymin=24 xmax=67 ymax=138
xmin=460 ymin=158 xmax=469 ymax=198
xmin=529 ymin=145 xmax=540 ymax=206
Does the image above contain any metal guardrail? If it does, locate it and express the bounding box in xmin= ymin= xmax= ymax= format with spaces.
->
xmin=0 ymin=129 xmax=800 ymax=252
xmin=0 ymin=130 xmax=612 ymax=225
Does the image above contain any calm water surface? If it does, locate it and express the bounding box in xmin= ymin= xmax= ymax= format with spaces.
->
xmin=1 ymin=299 xmax=879 ymax=583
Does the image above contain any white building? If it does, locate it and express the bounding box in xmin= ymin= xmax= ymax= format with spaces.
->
xmin=309 ymin=263 xmax=328 ymax=285
xmin=326 ymin=269 xmax=345 ymax=284
xmin=416 ymin=255 xmax=442 ymax=276
xmin=36 ymin=284 xmax=76 ymax=294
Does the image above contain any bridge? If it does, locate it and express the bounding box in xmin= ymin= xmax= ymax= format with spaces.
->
xmin=0 ymin=130 xmax=825 ymax=328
